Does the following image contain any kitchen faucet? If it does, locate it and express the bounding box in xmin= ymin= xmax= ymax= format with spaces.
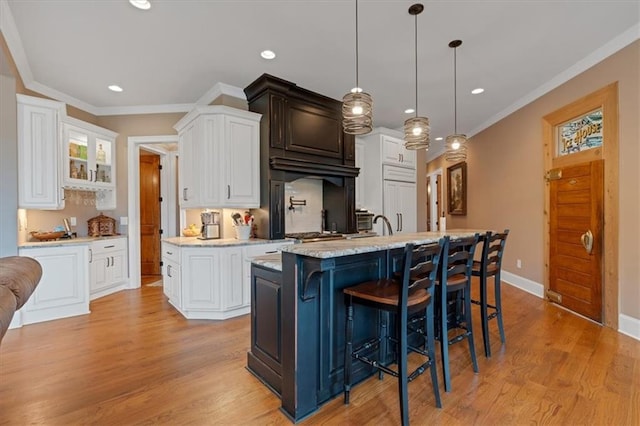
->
xmin=373 ymin=214 xmax=393 ymax=236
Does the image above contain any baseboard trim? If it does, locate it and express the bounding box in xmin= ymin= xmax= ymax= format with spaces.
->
xmin=619 ymin=314 xmax=640 ymax=341
xmin=501 ymin=270 xmax=544 ymax=298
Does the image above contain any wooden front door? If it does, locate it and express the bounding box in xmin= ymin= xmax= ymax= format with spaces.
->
xmin=140 ymin=153 xmax=161 ymax=276
xmin=548 ymin=160 xmax=603 ymax=321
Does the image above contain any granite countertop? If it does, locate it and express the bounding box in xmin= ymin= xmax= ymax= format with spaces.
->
xmin=251 ymin=253 xmax=283 ymax=271
xmin=280 ymin=229 xmax=487 ymax=259
xmin=19 ymin=235 xmax=127 ymax=248
xmin=162 ymin=236 xmax=292 ymax=247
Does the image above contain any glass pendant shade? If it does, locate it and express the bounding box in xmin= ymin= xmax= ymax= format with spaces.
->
xmin=445 ymin=133 xmax=468 ymax=162
xmin=343 ymin=90 xmax=373 ymax=135
xmin=404 ymin=116 xmax=430 ymax=150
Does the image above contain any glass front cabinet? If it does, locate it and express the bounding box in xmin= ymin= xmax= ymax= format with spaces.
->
xmin=62 ymin=118 xmax=117 ymax=191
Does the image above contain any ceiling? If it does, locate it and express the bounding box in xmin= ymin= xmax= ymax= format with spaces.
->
xmin=3 ymin=0 xmax=639 ymax=159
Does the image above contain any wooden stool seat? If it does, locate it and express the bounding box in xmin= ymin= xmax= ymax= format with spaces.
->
xmin=344 ymin=279 xmax=431 ymax=308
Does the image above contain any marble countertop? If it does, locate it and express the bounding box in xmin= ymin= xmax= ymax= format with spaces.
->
xmin=163 ymin=236 xmax=291 ymax=247
xmin=280 ymin=229 xmax=487 ymax=259
xmin=19 ymin=234 xmax=127 ymax=248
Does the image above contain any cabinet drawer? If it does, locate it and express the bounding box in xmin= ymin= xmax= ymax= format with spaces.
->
xmin=161 ymin=243 xmax=181 ymax=264
xmin=243 ymin=241 xmax=293 ymax=260
xmin=383 ymin=165 xmax=416 ymax=183
xmin=92 ymin=237 xmax=126 ymax=253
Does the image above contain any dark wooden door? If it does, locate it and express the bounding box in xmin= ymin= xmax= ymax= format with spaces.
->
xmin=549 ymin=160 xmax=603 ymax=321
xmin=140 ymin=153 xmax=161 ymax=276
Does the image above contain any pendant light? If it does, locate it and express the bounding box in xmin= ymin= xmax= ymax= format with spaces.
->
xmin=445 ymin=39 xmax=468 ymax=162
xmin=342 ymin=0 xmax=373 ymax=135
xmin=404 ymin=3 xmax=430 ymax=150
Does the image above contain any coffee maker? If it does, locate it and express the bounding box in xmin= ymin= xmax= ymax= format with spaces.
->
xmin=199 ymin=210 xmax=220 ymax=239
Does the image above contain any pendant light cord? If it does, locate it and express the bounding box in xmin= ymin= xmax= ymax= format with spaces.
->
xmin=414 ymin=12 xmax=418 ymax=117
xmin=453 ymin=45 xmax=457 ymax=133
xmin=355 ymin=0 xmax=359 ymax=89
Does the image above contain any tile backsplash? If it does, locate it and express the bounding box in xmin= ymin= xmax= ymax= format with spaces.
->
xmin=285 ymin=178 xmax=323 ymax=233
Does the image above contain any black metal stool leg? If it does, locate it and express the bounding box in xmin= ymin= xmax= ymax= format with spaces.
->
xmin=398 ymin=310 xmax=409 ymax=426
xmin=495 ymin=272 xmax=506 ymax=344
xmin=464 ymin=283 xmax=479 ymax=373
xmin=344 ymin=300 xmax=353 ymax=404
xmin=480 ymin=270 xmax=491 ymax=357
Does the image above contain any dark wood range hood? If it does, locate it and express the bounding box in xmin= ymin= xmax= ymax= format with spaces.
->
xmin=244 ymin=74 xmax=358 ymax=239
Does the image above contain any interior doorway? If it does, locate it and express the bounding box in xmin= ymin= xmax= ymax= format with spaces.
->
xmin=426 ymin=169 xmax=442 ymax=231
xmin=127 ymin=136 xmax=179 ymax=289
xmin=140 ymin=150 xmax=162 ymax=277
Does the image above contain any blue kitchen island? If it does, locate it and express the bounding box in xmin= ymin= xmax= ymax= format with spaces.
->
xmin=247 ymin=230 xmax=483 ymax=422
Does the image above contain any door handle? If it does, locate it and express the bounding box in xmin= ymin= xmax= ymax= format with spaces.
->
xmin=581 ymin=229 xmax=594 ymax=255
xmin=399 ymin=213 xmax=403 ymax=231
xmin=396 ymin=213 xmax=400 ymax=232
xmin=227 ymin=185 xmax=231 ymax=199
xmin=183 ymin=188 xmax=188 ymax=201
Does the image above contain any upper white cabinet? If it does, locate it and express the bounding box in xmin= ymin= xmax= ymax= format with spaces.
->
xmin=381 ymin=133 xmax=416 ymax=168
xmin=174 ymin=106 xmax=261 ymax=209
xmin=17 ymin=94 xmax=118 ymax=211
xmin=357 ymin=127 xmax=417 ymax=236
xmin=62 ymin=117 xmax=117 ymax=191
xmin=17 ymin=94 xmax=66 ymax=210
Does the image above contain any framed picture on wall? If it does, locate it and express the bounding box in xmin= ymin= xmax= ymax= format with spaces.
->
xmin=447 ymin=161 xmax=467 ymax=215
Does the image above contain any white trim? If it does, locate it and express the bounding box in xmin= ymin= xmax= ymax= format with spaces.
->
xmin=426 ymin=168 xmax=442 ymax=231
xmin=196 ymin=82 xmax=247 ymax=106
xmin=501 ymin=270 xmax=544 ymax=298
xmin=94 ymin=103 xmax=194 ymax=116
xmin=468 ymin=23 xmax=640 ymax=139
xmin=28 ymin=81 xmax=98 ymax=115
xmin=0 ymin=0 xmax=32 ymax=84
xmin=127 ymin=135 xmax=179 ymax=289
xmin=619 ymin=314 xmax=640 ymax=342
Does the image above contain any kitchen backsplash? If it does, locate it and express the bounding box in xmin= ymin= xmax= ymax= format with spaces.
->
xmin=285 ymin=178 xmax=323 ymax=233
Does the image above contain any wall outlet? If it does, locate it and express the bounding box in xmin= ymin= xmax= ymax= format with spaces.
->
xmin=69 ymin=217 xmax=77 ymax=226
xmin=120 ymin=216 xmax=128 ymax=225
xmin=516 ymin=259 xmax=522 ymax=269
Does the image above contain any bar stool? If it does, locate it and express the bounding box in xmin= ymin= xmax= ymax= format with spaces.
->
xmin=471 ymin=230 xmax=509 ymax=357
xmin=436 ymin=233 xmax=480 ymax=392
xmin=343 ymin=239 xmax=444 ymax=425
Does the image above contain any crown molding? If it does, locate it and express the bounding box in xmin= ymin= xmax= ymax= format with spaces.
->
xmin=468 ymin=22 xmax=640 ymax=139
xmin=95 ymin=103 xmax=194 ymax=116
xmin=0 ymin=0 xmax=33 ymax=84
xmin=195 ymin=82 xmax=247 ymax=105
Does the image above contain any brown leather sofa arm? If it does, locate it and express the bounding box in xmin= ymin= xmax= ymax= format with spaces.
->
xmin=0 ymin=256 xmax=42 ymax=343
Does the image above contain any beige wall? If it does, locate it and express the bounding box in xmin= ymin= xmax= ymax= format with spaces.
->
xmin=426 ymin=40 xmax=639 ymax=320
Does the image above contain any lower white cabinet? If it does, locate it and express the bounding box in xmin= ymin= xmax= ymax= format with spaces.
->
xmin=17 ymin=245 xmax=90 ymax=325
xmin=161 ymin=240 xmax=292 ymax=320
xmin=383 ymin=180 xmax=417 ymax=234
xmin=89 ymin=237 xmax=128 ymax=300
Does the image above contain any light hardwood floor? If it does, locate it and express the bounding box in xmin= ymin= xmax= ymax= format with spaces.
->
xmin=1 ymin=279 xmax=638 ymax=425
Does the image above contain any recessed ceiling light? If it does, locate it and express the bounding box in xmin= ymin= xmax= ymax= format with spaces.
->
xmin=471 ymin=88 xmax=484 ymax=94
xmin=435 ymin=137 xmax=443 ymax=141
xmin=129 ymin=0 xmax=151 ymax=10
xmin=260 ymin=50 xmax=276 ymax=60
xmin=108 ymin=85 xmax=123 ymax=92
xmin=404 ymin=108 xmax=415 ymax=114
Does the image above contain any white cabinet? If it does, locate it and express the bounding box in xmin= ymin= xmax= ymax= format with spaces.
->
xmin=355 ymin=139 xmax=365 ymax=209
xmin=160 ymin=240 xmax=292 ymax=320
xmin=62 ymin=118 xmax=118 ymax=210
xmin=383 ymin=180 xmax=417 ymax=234
xmin=90 ymin=237 xmax=128 ymax=300
xmin=357 ymin=127 xmax=417 ymax=235
xmin=161 ymin=242 xmax=181 ymax=308
xmin=174 ymin=106 xmax=261 ymax=209
xmin=382 ymin=134 xmax=416 ymax=168
xmin=16 ymin=94 xmax=118 ymax=211
xmin=17 ymin=245 xmax=90 ymax=325
xmin=17 ymin=94 xmax=66 ymax=210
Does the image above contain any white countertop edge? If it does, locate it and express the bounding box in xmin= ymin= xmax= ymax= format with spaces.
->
xmin=19 ymin=235 xmax=127 ymax=248
xmin=162 ymin=236 xmax=292 ymax=247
